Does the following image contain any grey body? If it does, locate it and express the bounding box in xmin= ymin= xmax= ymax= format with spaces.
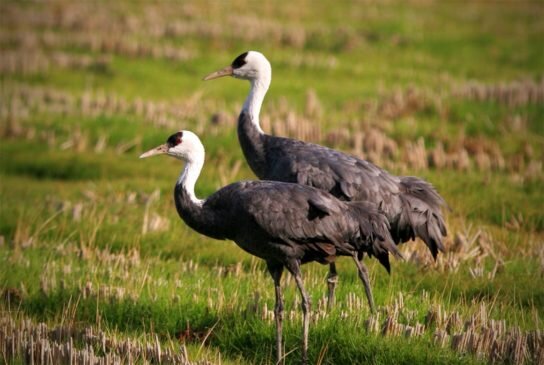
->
xmin=175 ymin=179 xmax=398 ymax=269
xmin=238 ymin=111 xmax=447 ymax=258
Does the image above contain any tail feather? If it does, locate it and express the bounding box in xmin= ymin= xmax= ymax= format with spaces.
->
xmin=396 ymin=177 xmax=448 ymax=259
xmin=347 ymin=201 xmax=403 ymax=273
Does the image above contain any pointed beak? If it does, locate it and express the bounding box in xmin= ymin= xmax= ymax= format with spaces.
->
xmin=139 ymin=144 xmax=168 ymax=159
xmin=203 ymin=65 xmax=233 ymax=81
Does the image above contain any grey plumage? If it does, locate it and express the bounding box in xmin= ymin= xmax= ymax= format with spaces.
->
xmin=239 ymin=111 xmax=448 ymax=259
xmin=175 ymin=178 xmax=400 ymax=267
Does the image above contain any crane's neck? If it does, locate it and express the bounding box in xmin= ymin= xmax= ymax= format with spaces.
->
xmin=176 ymin=154 xmax=205 ymax=207
xmin=173 ymin=152 xmax=211 ymax=237
xmin=238 ymin=111 xmax=266 ymax=178
xmin=173 ymin=155 xmax=230 ymax=241
xmin=241 ymin=75 xmax=270 ymax=134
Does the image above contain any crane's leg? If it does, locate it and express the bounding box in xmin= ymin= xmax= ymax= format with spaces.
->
xmin=267 ymin=262 xmax=284 ymax=365
xmin=286 ymin=260 xmax=310 ymax=365
xmin=352 ymin=254 xmax=376 ymax=313
xmin=326 ymin=263 xmax=338 ymax=311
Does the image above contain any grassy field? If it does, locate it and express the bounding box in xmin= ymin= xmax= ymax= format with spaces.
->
xmin=1 ymin=1 xmax=543 ymax=364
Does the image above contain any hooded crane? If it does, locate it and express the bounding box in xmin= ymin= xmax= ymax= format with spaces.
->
xmin=140 ymin=130 xmax=401 ymax=365
xmin=204 ymin=51 xmax=448 ymax=311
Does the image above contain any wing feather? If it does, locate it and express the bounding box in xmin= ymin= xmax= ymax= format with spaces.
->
xmin=263 ymin=135 xmax=447 ymax=259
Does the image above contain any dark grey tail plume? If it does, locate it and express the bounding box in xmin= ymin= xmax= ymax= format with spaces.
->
xmin=395 ymin=176 xmax=448 ymax=259
xmin=347 ymin=201 xmax=403 ymax=273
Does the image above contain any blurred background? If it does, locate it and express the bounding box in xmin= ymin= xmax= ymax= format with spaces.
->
xmin=0 ymin=1 xmax=543 ymax=364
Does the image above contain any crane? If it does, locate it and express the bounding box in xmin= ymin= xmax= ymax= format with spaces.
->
xmin=204 ymin=51 xmax=447 ymax=311
xmin=140 ymin=130 xmax=401 ymax=364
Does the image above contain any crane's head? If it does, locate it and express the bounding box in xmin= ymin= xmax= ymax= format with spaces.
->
xmin=139 ymin=130 xmax=204 ymax=162
xmin=203 ymin=51 xmax=271 ymax=82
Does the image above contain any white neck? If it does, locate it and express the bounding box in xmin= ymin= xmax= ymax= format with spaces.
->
xmin=242 ymin=75 xmax=270 ymax=134
xmin=176 ymin=153 xmax=205 ymax=206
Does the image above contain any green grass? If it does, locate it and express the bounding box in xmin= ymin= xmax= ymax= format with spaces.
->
xmin=1 ymin=0 xmax=543 ymax=364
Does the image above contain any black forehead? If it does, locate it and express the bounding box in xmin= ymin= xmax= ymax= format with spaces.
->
xmin=166 ymin=131 xmax=183 ymax=147
xmin=231 ymin=52 xmax=248 ymax=69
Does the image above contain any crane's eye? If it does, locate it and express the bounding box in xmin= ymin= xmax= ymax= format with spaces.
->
xmin=166 ymin=131 xmax=183 ymax=147
xmin=231 ymin=52 xmax=248 ymax=69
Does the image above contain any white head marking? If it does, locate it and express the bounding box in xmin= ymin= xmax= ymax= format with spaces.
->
xmin=168 ymin=130 xmax=205 ymax=206
xmin=232 ymin=51 xmax=271 ymax=134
